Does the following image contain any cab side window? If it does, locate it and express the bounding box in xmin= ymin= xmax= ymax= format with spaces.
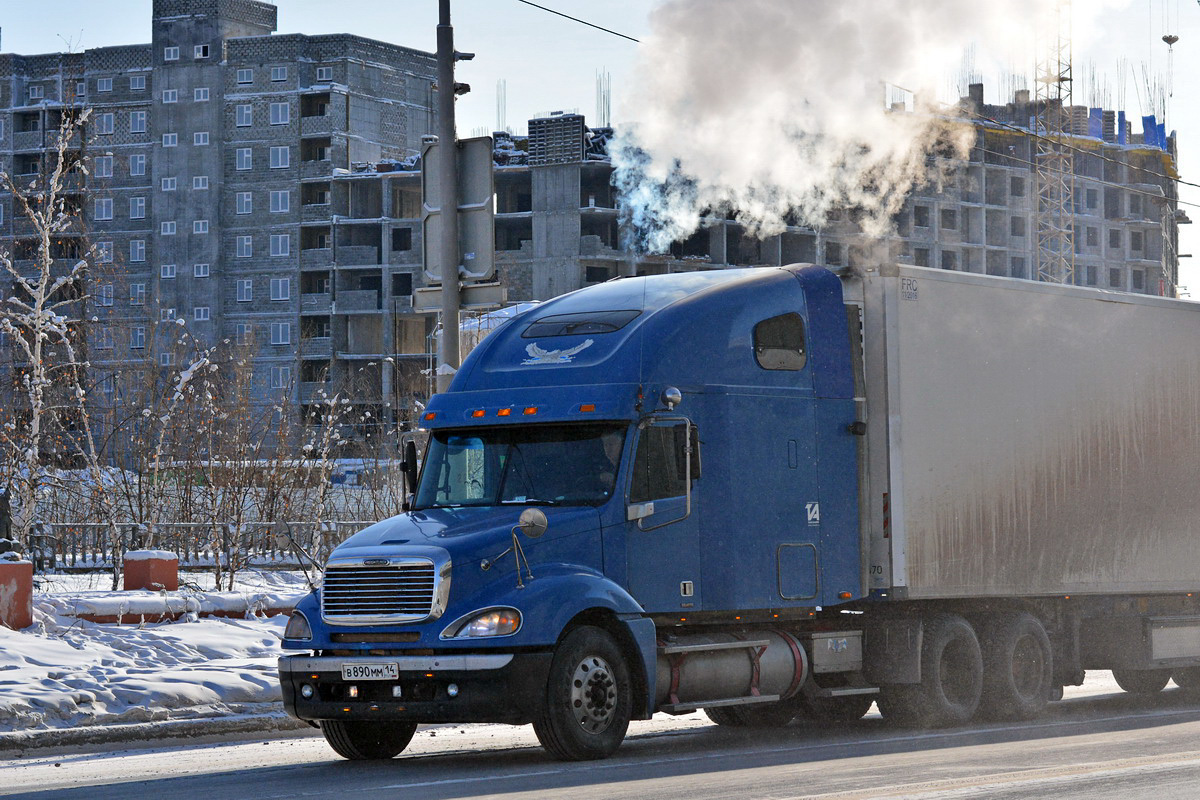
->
xmin=630 ymin=422 xmax=690 ymax=503
xmin=754 ymin=312 xmax=806 ymax=371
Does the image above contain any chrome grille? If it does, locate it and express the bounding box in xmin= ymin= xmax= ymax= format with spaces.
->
xmin=321 ymin=559 xmax=440 ymax=623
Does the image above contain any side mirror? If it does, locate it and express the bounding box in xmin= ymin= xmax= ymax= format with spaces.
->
xmin=403 ymin=441 xmax=419 ymax=495
xmin=517 ymin=507 xmax=548 ymax=539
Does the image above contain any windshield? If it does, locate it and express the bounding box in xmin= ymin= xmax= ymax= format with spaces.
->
xmin=415 ymin=423 xmax=626 ymax=509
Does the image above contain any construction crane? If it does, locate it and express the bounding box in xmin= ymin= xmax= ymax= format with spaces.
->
xmin=1034 ymin=0 xmax=1075 ymax=285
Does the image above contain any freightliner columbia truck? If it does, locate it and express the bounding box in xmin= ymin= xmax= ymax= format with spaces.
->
xmin=279 ymin=263 xmax=1200 ymax=761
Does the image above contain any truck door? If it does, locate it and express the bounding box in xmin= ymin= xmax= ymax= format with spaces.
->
xmin=624 ymin=416 xmax=703 ymax=613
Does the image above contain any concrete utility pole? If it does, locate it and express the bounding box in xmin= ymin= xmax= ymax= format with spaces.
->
xmin=436 ymin=0 xmax=461 ymax=393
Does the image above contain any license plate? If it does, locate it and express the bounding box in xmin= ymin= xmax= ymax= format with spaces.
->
xmin=341 ymin=662 xmax=399 ymax=681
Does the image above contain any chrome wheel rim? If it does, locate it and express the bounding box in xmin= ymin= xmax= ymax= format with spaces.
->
xmin=570 ymin=655 xmax=617 ymax=734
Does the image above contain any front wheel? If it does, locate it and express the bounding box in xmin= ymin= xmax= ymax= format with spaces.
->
xmin=533 ymin=625 xmax=633 ymax=761
xmin=320 ymin=720 xmax=418 ymax=760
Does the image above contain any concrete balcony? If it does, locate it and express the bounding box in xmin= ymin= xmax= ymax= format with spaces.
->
xmin=301 ymin=115 xmax=334 ymax=137
xmin=299 ymin=381 xmax=332 ymax=404
xmin=335 ymin=289 xmax=381 ymax=312
xmin=12 ymin=130 xmax=45 ymax=151
xmin=301 ymin=160 xmax=332 ymax=179
xmin=300 ymin=337 xmax=332 ymax=358
xmin=301 ymin=248 xmax=333 ymax=268
xmin=392 ymin=295 xmax=414 ymax=313
xmin=302 ymin=204 xmax=332 ymax=223
xmin=332 ymin=245 xmax=378 ymax=267
xmin=300 ymin=292 xmax=331 ymax=313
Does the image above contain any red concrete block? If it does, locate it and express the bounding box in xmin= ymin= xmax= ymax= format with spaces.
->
xmin=0 ymin=560 xmax=33 ymax=630
xmin=123 ymin=550 xmax=179 ymax=592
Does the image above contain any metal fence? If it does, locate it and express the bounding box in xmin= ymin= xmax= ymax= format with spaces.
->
xmin=27 ymin=520 xmax=376 ymax=571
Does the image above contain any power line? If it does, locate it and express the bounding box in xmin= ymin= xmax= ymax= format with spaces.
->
xmin=513 ymin=0 xmax=640 ymax=43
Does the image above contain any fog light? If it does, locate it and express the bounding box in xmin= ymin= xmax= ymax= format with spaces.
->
xmin=392 ymin=685 xmax=404 ymax=698
xmin=447 ymin=683 xmax=459 ymax=698
xmin=300 ymin=684 xmax=314 ymax=699
xmin=348 ymin=685 xmax=358 ymax=698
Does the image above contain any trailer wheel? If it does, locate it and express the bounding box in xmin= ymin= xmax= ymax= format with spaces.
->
xmin=1172 ymin=667 xmax=1200 ymax=691
xmin=319 ymin=720 xmax=418 ymax=760
xmin=1113 ymin=668 xmax=1172 ymax=694
xmin=533 ymin=625 xmax=632 ymax=761
xmin=878 ymin=614 xmax=982 ymax=728
xmin=704 ymin=706 xmax=752 ymax=727
xmin=977 ymin=612 xmax=1053 ymax=720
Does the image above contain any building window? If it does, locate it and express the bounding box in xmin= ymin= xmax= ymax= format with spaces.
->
xmin=194 ymin=220 xmax=209 ymax=234
xmin=1130 ymin=193 xmax=1143 ymax=217
xmin=913 ymin=206 xmax=930 ymax=227
xmin=96 ymin=113 xmax=114 ymax=135
xmin=193 ymin=263 xmax=209 ymax=277
xmin=272 ymin=366 xmax=291 ymax=389
xmin=1010 ymin=216 xmax=1025 ymax=237
xmin=164 ymin=46 xmax=180 ymax=61
xmin=270 ymin=146 xmax=289 ymax=168
xmin=941 ymin=249 xmax=958 ymax=270
xmin=392 ymin=228 xmax=412 ymax=251
xmin=316 ymin=66 xmax=333 ymax=82
xmin=235 ymin=323 xmax=252 ymax=345
xmin=194 ymin=87 xmax=210 ymax=102
xmin=130 ymin=75 xmax=146 ymax=91
xmin=1109 ymin=267 xmax=1122 ymax=288
xmin=237 ymin=279 xmax=253 ymax=302
xmin=940 ymin=208 xmax=958 ymax=231
xmin=94 ymin=156 xmax=113 ymax=178
xmin=236 ymin=192 xmax=252 ymax=214
xmin=161 ymin=220 xmax=176 ymax=235
xmin=75 ymin=80 xmax=87 ymax=97
xmin=270 ymin=190 xmax=290 ymax=213
xmin=1133 ymin=269 xmax=1145 ymax=291
xmin=96 ymin=242 xmax=113 ymax=263
xmin=236 ymin=104 xmax=252 ymax=126
xmin=162 ymin=89 xmax=178 ymax=104
xmin=270 ymin=322 xmax=290 ymax=345
xmin=269 ymin=102 xmax=289 ymax=125
xmin=194 ymin=44 xmax=209 ymax=59
xmin=94 ymin=198 xmax=113 ymax=220
xmin=913 ymin=247 xmax=930 ymax=267
xmin=130 ymin=196 xmax=146 ymax=219
xmin=1131 ymin=231 xmax=1144 ymax=251
xmin=161 ymin=264 xmax=176 ymax=279
xmin=96 ymin=327 xmax=113 ymax=350
xmin=163 ymin=133 xmax=178 ymax=147
xmin=236 ymin=68 xmax=253 ymax=84
xmin=161 ymin=177 xmax=177 ymax=191
xmin=270 ymin=234 xmax=289 ymax=256
xmin=1109 ymin=229 xmax=1122 ymax=249
xmin=130 ymin=283 xmax=146 ymax=305
xmin=130 ymin=240 xmax=146 ymax=262
xmin=194 ymin=131 xmax=209 ymax=146
xmin=130 ymin=111 xmax=147 ymax=133
xmin=1086 ymin=227 xmax=1098 ymax=247
xmin=271 ymin=66 xmax=287 ymax=82
xmin=157 ymin=352 xmax=174 ymax=367
xmin=1086 ymin=265 xmax=1098 ymax=286
xmin=236 ymin=148 xmax=252 ymax=170
xmin=1086 ymin=188 xmax=1098 ymax=209
xmin=28 ymin=85 xmax=43 ymax=101
xmin=1010 ymin=257 xmax=1027 ymax=279
xmin=131 ymin=327 xmax=145 ymax=349
xmin=193 ymin=176 xmax=209 ymax=190
xmin=1010 ymin=176 xmax=1025 ymax=197
xmin=194 ymin=306 xmax=210 ymax=321
xmin=824 ymin=242 xmax=842 ymax=266
xmin=99 ymin=283 xmax=114 ymax=306
xmin=96 ymin=77 xmax=112 ymax=93
xmin=237 ymin=236 xmax=252 ymax=257
xmin=130 ymin=154 xmax=146 ymax=176
xmin=270 ymin=278 xmax=290 ymax=300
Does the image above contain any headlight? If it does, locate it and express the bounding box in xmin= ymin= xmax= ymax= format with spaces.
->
xmin=283 ymin=610 xmax=313 ymax=641
xmin=441 ymin=608 xmax=521 ymax=639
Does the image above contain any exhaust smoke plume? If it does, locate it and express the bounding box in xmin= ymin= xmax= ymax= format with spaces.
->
xmin=612 ymin=0 xmax=1041 ymax=254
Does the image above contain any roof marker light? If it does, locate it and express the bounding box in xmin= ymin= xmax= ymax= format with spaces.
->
xmin=580 ymin=403 xmax=596 ymax=413
xmin=523 ymin=407 xmax=538 ymax=415
xmin=471 ymin=409 xmax=486 ymax=418
xmin=497 ymin=408 xmax=512 ymax=417
xmin=423 ymin=412 xmax=437 ymax=421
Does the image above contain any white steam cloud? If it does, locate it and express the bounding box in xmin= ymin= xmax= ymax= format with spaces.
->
xmin=612 ymin=0 xmax=1043 ymax=254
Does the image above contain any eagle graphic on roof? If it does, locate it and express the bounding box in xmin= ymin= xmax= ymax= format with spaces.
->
xmin=522 ymin=338 xmax=595 ymax=365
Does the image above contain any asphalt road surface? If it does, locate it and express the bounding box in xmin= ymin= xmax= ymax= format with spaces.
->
xmin=7 ymin=676 xmax=1200 ymax=800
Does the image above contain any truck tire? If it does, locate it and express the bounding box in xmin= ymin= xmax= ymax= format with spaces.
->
xmin=1172 ymin=667 xmax=1200 ymax=690
xmin=877 ymin=614 xmax=982 ymax=728
xmin=1113 ymin=668 xmax=1172 ymax=694
xmin=533 ymin=625 xmax=632 ymax=761
xmin=319 ymin=720 xmax=418 ymax=760
xmin=977 ymin=612 xmax=1053 ymax=720
xmin=704 ymin=706 xmax=752 ymax=727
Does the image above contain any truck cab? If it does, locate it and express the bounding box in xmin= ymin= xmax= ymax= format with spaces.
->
xmin=279 ymin=265 xmax=864 ymax=760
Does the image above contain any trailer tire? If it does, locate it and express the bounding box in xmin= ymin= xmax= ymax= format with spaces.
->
xmin=878 ymin=614 xmax=982 ymax=728
xmin=319 ymin=720 xmax=418 ymax=760
xmin=977 ymin=612 xmax=1053 ymax=720
xmin=1172 ymin=667 xmax=1200 ymax=691
xmin=794 ymin=693 xmax=875 ymax=722
xmin=704 ymin=706 xmax=752 ymax=727
xmin=533 ymin=625 xmax=632 ymax=761
xmin=1113 ymin=668 xmax=1172 ymax=694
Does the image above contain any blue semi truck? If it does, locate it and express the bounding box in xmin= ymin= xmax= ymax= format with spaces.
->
xmin=279 ymin=263 xmax=1200 ymax=761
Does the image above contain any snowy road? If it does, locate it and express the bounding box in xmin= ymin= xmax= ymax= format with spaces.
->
xmin=7 ymin=675 xmax=1200 ymax=800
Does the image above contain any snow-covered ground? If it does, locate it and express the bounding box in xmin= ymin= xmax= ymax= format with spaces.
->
xmin=0 ymin=570 xmax=309 ymax=734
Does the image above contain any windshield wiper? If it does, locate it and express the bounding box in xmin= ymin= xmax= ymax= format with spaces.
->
xmin=498 ymin=498 xmax=560 ymax=506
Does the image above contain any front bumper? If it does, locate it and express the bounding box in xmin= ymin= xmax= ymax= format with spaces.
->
xmin=278 ymin=651 xmax=553 ymax=725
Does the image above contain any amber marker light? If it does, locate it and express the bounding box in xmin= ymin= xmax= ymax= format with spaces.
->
xmin=839 ymin=591 xmax=853 ymax=600
xmin=497 ymin=408 xmax=512 ymax=417
xmin=523 ymin=407 xmax=538 ymax=415
xmin=471 ymin=409 xmax=486 ymax=418
xmin=580 ymin=403 xmax=596 ymax=413
xmin=423 ymin=412 xmax=436 ymax=421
